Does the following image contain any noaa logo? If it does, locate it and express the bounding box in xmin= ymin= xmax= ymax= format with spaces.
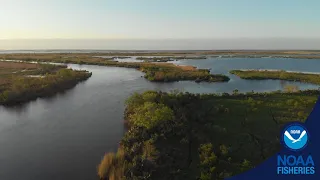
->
xmin=282 ymin=123 xmax=308 ymax=151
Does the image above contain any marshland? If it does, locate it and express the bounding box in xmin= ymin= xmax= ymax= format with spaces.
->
xmin=0 ymin=51 xmax=320 ymax=180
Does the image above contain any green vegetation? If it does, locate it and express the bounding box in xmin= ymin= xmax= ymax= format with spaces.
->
xmin=98 ymin=90 xmax=318 ymax=179
xmin=0 ymin=61 xmax=91 ymax=105
xmin=230 ymin=70 xmax=320 ymax=85
xmin=141 ymin=64 xmax=229 ymax=82
xmin=0 ymin=54 xmax=229 ymax=83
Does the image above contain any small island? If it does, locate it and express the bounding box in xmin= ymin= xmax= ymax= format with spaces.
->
xmin=230 ymin=69 xmax=320 ymax=85
xmin=0 ymin=61 xmax=92 ymax=106
xmin=140 ymin=63 xmax=229 ymax=82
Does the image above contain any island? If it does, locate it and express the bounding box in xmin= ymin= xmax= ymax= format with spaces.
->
xmin=230 ymin=69 xmax=320 ymax=85
xmin=0 ymin=61 xmax=92 ymax=106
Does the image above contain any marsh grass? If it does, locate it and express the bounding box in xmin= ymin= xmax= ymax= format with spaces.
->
xmin=0 ymin=61 xmax=91 ymax=105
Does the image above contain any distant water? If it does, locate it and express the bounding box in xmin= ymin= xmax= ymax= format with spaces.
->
xmin=172 ymin=57 xmax=320 ymax=74
xmin=170 ymin=57 xmax=320 ymax=92
xmin=0 ymin=58 xmax=320 ymax=180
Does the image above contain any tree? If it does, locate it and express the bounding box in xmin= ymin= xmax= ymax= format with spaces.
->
xmin=233 ymin=89 xmax=239 ymax=95
xmin=57 ymin=68 xmax=73 ymax=77
xmin=129 ymin=102 xmax=174 ymax=129
xmin=199 ymin=143 xmax=217 ymax=180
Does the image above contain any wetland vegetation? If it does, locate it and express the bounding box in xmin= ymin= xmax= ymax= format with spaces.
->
xmin=230 ymin=70 xmax=320 ymax=85
xmin=0 ymin=53 xmax=229 ymax=83
xmin=1 ymin=52 xmax=320 ymax=180
xmin=2 ymin=50 xmax=320 ymax=63
xmin=98 ymin=90 xmax=318 ymax=180
xmin=0 ymin=61 xmax=92 ymax=105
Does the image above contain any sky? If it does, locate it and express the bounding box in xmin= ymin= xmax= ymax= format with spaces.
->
xmin=1 ymin=0 xmax=320 ymax=49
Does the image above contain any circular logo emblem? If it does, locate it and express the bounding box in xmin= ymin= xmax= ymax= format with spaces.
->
xmin=282 ymin=123 xmax=309 ymax=151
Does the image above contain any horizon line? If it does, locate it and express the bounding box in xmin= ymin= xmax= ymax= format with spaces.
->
xmin=1 ymin=49 xmax=320 ymax=51
xmin=2 ymin=37 xmax=320 ymax=40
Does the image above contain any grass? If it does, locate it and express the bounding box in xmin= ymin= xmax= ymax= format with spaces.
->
xmin=230 ymin=70 xmax=320 ymax=85
xmin=98 ymin=90 xmax=318 ymax=180
xmin=0 ymin=61 xmax=91 ymax=105
xmin=0 ymin=61 xmax=65 ymax=91
xmin=98 ymin=148 xmax=126 ymax=180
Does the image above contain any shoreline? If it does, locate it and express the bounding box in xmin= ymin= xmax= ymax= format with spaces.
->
xmin=0 ymin=74 xmax=91 ymax=106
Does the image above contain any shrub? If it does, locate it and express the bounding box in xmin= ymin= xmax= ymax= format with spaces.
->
xmin=142 ymin=140 xmax=158 ymax=162
xmin=284 ymin=85 xmax=300 ymax=92
xmin=142 ymin=91 xmax=158 ymax=102
xmin=240 ymin=159 xmax=253 ymax=172
xmin=233 ymin=89 xmax=239 ymax=95
xmin=199 ymin=143 xmax=217 ymax=180
xmin=129 ymin=102 xmax=174 ymax=129
xmin=219 ymin=144 xmax=229 ymax=156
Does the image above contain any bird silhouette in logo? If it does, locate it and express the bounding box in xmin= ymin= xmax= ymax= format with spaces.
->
xmin=284 ymin=130 xmax=306 ymax=144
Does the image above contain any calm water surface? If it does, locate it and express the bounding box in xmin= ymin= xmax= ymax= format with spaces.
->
xmin=172 ymin=57 xmax=320 ymax=92
xmin=0 ymin=58 xmax=320 ymax=180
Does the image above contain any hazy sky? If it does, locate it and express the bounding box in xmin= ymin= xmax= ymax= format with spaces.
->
xmin=1 ymin=0 xmax=320 ymax=39
xmin=1 ymin=0 xmax=320 ymax=49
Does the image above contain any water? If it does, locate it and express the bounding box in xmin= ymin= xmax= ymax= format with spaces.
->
xmin=0 ymin=58 xmax=320 ymax=180
xmin=172 ymin=57 xmax=320 ymax=92
xmin=173 ymin=57 xmax=320 ymax=74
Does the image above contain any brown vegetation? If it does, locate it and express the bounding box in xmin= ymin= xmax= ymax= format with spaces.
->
xmin=2 ymin=50 xmax=320 ymax=60
xmin=0 ymin=61 xmax=40 ymax=69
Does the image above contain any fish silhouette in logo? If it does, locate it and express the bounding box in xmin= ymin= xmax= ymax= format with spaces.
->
xmin=284 ymin=130 xmax=306 ymax=144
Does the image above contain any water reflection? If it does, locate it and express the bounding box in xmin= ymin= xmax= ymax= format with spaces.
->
xmin=280 ymin=80 xmax=286 ymax=88
xmin=0 ymin=104 xmax=30 ymax=115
